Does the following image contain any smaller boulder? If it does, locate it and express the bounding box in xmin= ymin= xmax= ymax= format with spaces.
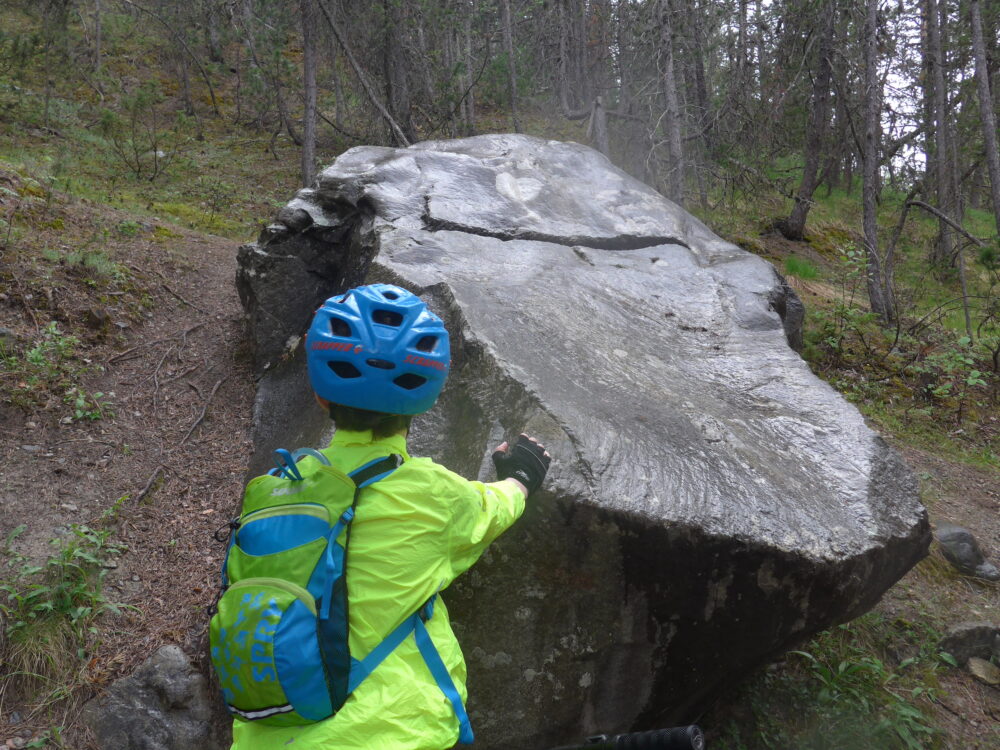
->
xmin=938 ymin=622 xmax=1000 ymax=666
xmin=935 ymin=523 xmax=1000 ymax=580
xmin=82 ymin=645 xmax=224 ymax=750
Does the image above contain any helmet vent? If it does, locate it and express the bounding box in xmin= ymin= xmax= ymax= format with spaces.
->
xmin=330 ymin=318 xmax=352 ymax=337
xmin=328 ymin=361 xmax=361 ymax=379
xmin=372 ymin=309 xmax=403 ymax=326
xmin=381 ymin=290 xmax=400 ymax=300
xmin=394 ymin=373 xmax=427 ymax=390
xmin=415 ymin=335 xmax=437 ymax=352
xmin=366 ymin=358 xmax=395 ymax=370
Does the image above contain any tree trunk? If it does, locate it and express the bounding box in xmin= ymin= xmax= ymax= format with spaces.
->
xmin=464 ymin=6 xmax=475 ymax=133
xmin=589 ymin=96 xmax=609 ymax=156
xmin=862 ymin=0 xmax=892 ymax=325
xmin=970 ymin=0 xmax=1000 ymax=235
xmin=501 ymin=0 xmax=521 ymax=132
xmin=778 ymin=0 xmax=835 ymax=241
xmin=657 ymin=0 xmax=684 ymax=206
xmin=557 ymin=0 xmax=574 ymax=112
xmin=691 ymin=0 xmax=711 ymax=150
xmin=316 ymin=0 xmax=410 ymax=146
xmin=204 ymin=0 xmax=224 ymax=63
xmin=94 ymin=0 xmax=102 ymax=72
xmin=926 ymin=0 xmax=954 ymax=266
xmin=383 ymin=0 xmax=415 ymax=142
xmin=756 ymin=0 xmax=765 ymax=104
xmin=300 ymin=0 xmax=317 ymax=186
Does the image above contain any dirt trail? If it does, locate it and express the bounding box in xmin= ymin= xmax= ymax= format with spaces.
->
xmin=0 ymin=221 xmax=254 ymax=744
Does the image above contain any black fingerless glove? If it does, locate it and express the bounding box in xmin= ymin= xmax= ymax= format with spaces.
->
xmin=492 ymin=435 xmax=551 ymax=496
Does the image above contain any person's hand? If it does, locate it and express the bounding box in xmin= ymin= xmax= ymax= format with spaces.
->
xmin=492 ymin=434 xmax=551 ymax=497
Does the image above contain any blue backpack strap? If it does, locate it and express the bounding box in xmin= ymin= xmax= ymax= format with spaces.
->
xmin=347 ymin=594 xmax=474 ymax=745
xmin=271 ymin=448 xmax=304 ymax=480
xmin=348 ymin=454 xmax=404 ymax=488
xmin=413 ymin=597 xmax=474 ymax=744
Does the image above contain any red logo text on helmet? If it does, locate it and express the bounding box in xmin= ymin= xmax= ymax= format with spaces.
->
xmin=404 ymin=354 xmax=448 ymax=371
xmin=311 ymin=341 xmax=363 ymax=352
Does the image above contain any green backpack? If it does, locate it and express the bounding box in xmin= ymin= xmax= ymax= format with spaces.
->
xmin=208 ymin=448 xmax=474 ymax=742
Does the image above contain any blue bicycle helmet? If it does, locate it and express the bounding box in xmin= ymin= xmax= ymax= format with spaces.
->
xmin=306 ymin=284 xmax=451 ymax=415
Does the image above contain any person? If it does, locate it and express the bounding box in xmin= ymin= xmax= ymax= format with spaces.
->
xmin=230 ymin=283 xmax=551 ymax=750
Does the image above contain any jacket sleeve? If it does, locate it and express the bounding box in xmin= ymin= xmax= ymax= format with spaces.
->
xmin=439 ymin=468 xmax=526 ymax=581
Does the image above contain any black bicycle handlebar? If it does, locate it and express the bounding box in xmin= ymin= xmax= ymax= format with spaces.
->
xmin=548 ymin=725 xmax=705 ymax=750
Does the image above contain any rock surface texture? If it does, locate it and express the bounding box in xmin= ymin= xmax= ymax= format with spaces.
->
xmin=236 ymin=135 xmax=930 ymax=749
xmin=934 ymin=522 xmax=1000 ymax=580
xmin=82 ymin=645 xmax=227 ymax=750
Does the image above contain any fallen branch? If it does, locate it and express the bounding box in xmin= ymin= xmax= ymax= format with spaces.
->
xmin=180 ymin=378 xmax=226 ymax=445
xmin=107 ymin=345 xmax=140 ymax=364
xmin=906 ymin=201 xmax=988 ymax=247
xmin=162 ymin=283 xmax=207 ymax=314
xmin=158 ymin=364 xmax=200 ymax=387
xmin=186 ymin=379 xmax=203 ymax=399
xmin=135 ymin=465 xmax=166 ymax=504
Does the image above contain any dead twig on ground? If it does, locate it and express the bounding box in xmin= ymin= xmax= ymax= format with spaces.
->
xmin=107 ymin=346 xmax=141 ymax=364
xmin=162 ymin=284 xmax=207 ymax=314
xmin=180 ymin=378 xmax=226 ymax=445
xmin=186 ymin=380 xmax=204 ymax=400
xmin=135 ymin=465 xmax=166 ymax=504
xmin=159 ymin=364 xmax=199 ymax=387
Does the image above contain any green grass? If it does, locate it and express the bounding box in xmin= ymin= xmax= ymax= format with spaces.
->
xmin=712 ymin=612 xmax=950 ymax=750
xmin=0 ymin=321 xmax=112 ymax=421
xmin=785 ymin=256 xmax=820 ymax=279
xmin=0 ymin=518 xmax=127 ymax=709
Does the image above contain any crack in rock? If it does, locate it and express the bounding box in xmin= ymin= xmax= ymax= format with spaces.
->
xmin=421 ymin=205 xmax=691 ymax=252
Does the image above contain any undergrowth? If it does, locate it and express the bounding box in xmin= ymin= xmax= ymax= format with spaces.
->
xmin=712 ymin=612 xmax=952 ymax=750
xmin=0 ymin=504 xmax=128 ymax=713
xmin=0 ymin=320 xmax=112 ymax=422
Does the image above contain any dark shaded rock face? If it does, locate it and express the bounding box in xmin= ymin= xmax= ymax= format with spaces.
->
xmin=236 ymin=135 xmax=929 ymax=748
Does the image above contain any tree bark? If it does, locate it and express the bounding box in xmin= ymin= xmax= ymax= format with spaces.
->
xmin=501 ymin=0 xmax=521 ymax=132
xmin=589 ymin=96 xmax=610 ymax=156
xmin=300 ymin=0 xmax=318 ymax=186
xmin=464 ymin=5 xmax=475 ymax=133
xmin=926 ymin=0 xmax=954 ymax=266
xmin=862 ymin=0 xmax=892 ymax=325
xmin=657 ymin=0 xmax=684 ymax=206
xmin=557 ymin=0 xmax=574 ymax=112
xmin=970 ymin=0 xmax=1000 ymax=236
xmin=94 ymin=0 xmax=102 ymax=72
xmin=778 ymin=0 xmax=835 ymax=241
xmin=383 ymin=0 xmax=415 ymax=142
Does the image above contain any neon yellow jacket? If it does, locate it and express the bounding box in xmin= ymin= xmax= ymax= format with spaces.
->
xmin=230 ymin=429 xmax=525 ymax=750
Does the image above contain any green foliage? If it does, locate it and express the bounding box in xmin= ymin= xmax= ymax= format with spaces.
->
xmin=0 ymin=521 xmax=127 ymax=704
xmin=0 ymin=321 xmax=110 ymax=420
xmin=714 ymin=614 xmax=946 ymax=749
xmin=115 ymin=219 xmax=142 ymax=237
xmin=64 ymin=386 xmax=112 ymax=421
xmin=784 ymin=256 xmax=819 ymax=279
xmin=797 ymin=241 xmax=997 ymax=465
xmin=98 ymin=81 xmax=188 ymax=181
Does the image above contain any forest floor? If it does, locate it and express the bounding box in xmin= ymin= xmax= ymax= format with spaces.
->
xmin=0 ymin=174 xmax=254 ymax=747
xmin=0 ymin=173 xmax=997 ymax=750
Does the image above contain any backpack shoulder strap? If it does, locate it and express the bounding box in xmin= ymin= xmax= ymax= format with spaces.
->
xmin=347 ymin=454 xmax=404 ymax=489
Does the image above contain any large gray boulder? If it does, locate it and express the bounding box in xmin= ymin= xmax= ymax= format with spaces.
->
xmin=235 ymin=135 xmax=929 ymax=749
